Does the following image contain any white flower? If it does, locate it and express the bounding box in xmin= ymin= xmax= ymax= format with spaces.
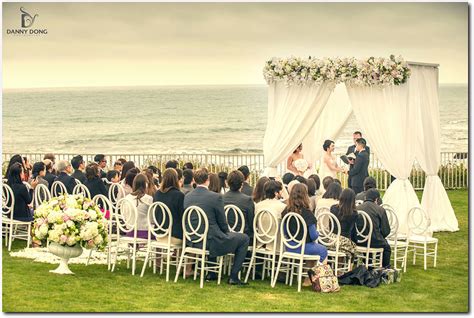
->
xmin=66 ymin=235 xmax=77 ymax=246
xmin=93 ymin=235 xmax=103 ymax=245
xmin=294 ymin=159 xmax=308 ymax=173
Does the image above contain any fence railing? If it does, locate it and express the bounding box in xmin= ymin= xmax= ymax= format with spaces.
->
xmin=2 ymin=152 xmax=468 ymax=190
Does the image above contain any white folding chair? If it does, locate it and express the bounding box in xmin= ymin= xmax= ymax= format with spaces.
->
xmin=111 ymin=198 xmax=147 ymax=275
xmin=244 ymin=209 xmax=279 ymax=284
xmin=72 ymin=183 xmax=91 ymax=199
xmin=383 ymin=204 xmax=409 ymax=272
xmin=317 ymin=211 xmax=352 ymax=275
xmin=51 ymin=181 xmax=68 ymax=197
xmin=33 ymin=183 xmax=51 ymax=209
xmin=140 ymin=202 xmax=182 ymax=281
xmin=87 ymin=195 xmax=114 ymax=269
xmin=354 ymin=210 xmax=384 ymax=268
xmin=271 ymin=212 xmax=320 ymax=292
xmin=406 ymin=207 xmax=438 ymax=270
xmin=174 ymin=206 xmax=224 ymax=288
xmin=108 ymin=183 xmax=125 ymax=209
xmin=224 ymin=204 xmax=246 ymax=275
xmin=74 ymin=178 xmax=82 ymax=185
xmin=2 ymin=183 xmax=32 ymax=251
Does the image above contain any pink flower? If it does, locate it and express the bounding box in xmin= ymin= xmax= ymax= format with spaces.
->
xmin=87 ymin=240 xmax=94 ymax=247
xmin=60 ymin=235 xmax=67 ymax=243
xmin=36 ymin=218 xmax=44 ymax=226
xmin=62 ymin=215 xmax=70 ymax=222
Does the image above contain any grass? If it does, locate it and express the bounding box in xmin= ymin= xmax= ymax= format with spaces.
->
xmin=2 ymin=190 xmax=468 ymax=312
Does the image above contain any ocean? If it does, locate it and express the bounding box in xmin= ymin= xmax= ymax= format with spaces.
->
xmin=2 ymin=84 xmax=468 ymax=155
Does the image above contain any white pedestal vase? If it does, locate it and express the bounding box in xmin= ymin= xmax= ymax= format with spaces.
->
xmin=48 ymin=242 xmax=83 ymax=274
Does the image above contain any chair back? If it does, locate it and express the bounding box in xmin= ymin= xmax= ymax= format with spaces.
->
xmin=355 ymin=210 xmax=373 ymax=247
xmin=2 ymin=183 xmax=15 ymax=218
xmin=355 ymin=200 xmax=364 ymax=207
xmin=73 ymin=183 xmax=91 ymax=199
xmin=407 ymin=207 xmax=431 ymax=236
xmin=74 ymin=178 xmax=82 ymax=185
xmin=108 ymin=183 xmax=125 ymax=207
xmin=182 ymin=205 xmax=209 ymax=250
xmin=253 ymin=209 xmax=279 ymax=247
xmin=224 ymin=204 xmax=245 ymax=233
xmin=92 ymin=194 xmax=113 ymax=219
xmin=34 ymin=184 xmax=51 ymax=208
xmin=147 ymin=202 xmax=174 ymax=242
xmin=381 ymin=204 xmax=398 ymax=240
xmin=280 ymin=212 xmax=307 ymax=255
xmin=115 ymin=198 xmax=138 ymax=234
xmin=51 ymin=181 xmax=68 ymax=197
xmin=315 ymin=206 xmax=330 ymax=218
xmin=23 ymin=182 xmax=32 ymax=191
xmin=316 ymin=211 xmax=341 ymax=248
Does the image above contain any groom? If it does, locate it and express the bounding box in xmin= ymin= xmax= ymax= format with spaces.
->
xmin=346 ymin=131 xmax=370 ymax=189
xmin=348 ymin=138 xmax=369 ymax=194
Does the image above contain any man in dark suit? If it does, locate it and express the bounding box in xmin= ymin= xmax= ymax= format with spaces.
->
xmin=238 ymin=165 xmax=253 ymax=196
xmin=348 ymin=138 xmax=369 ymax=195
xmin=223 ymin=170 xmax=255 ymax=240
xmin=355 ymin=176 xmax=383 ymax=205
xmin=94 ymin=154 xmax=107 ymax=179
xmin=71 ymin=155 xmax=87 ymax=184
xmin=355 ymin=189 xmax=391 ymax=268
xmin=54 ymin=160 xmax=76 ymax=194
xmin=346 ymin=131 xmax=370 ymax=190
xmin=184 ymin=168 xmax=250 ymax=286
xmin=182 ymin=169 xmax=194 ymax=195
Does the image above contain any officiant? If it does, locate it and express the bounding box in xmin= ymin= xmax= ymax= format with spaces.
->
xmin=346 ymin=131 xmax=370 ymax=190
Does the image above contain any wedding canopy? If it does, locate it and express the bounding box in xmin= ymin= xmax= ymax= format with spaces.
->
xmin=262 ymin=56 xmax=459 ymax=234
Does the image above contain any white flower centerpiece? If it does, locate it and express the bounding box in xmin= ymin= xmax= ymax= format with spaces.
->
xmin=32 ymin=194 xmax=108 ymax=274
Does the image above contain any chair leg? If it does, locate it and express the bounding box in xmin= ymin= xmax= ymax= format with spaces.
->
xmin=403 ymin=245 xmax=408 ymax=273
xmin=272 ymin=258 xmax=283 ymax=288
xmin=297 ymin=259 xmax=304 ymax=292
xmin=218 ymin=256 xmax=223 ymax=285
xmin=166 ymin=250 xmax=171 ymax=282
xmin=160 ymin=250 xmax=164 ymax=275
xmin=244 ymin=252 xmax=255 ymax=283
xmin=86 ymin=249 xmax=93 ymax=266
xmin=132 ymin=243 xmax=137 ymax=275
xmin=174 ymin=252 xmax=185 ymax=283
xmin=413 ymin=244 xmax=417 ymax=265
xmin=141 ymin=248 xmax=150 ymax=277
xmin=434 ymin=242 xmax=438 ymax=267
xmin=199 ymin=254 xmax=206 ymax=289
xmin=8 ymin=224 xmax=13 ymax=251
xmin=26 ymin=224 xmax=31 ymax=248
xmin=423 ymin=243 xmax=427 ymax=270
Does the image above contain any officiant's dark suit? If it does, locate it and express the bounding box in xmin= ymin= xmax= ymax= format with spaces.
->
xmin=184 ymin=182 xmax=249 ymax=281
xmin=348 ymin=149 xmax=369 ymax=195
xmin=346 ymin=144 xmax=370 ymax=190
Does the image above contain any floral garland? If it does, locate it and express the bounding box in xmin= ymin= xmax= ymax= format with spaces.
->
xmin=32 ymin=194 xmax=108 ymax=251
xmin=263 ymin=55 xmax=411 ymax=86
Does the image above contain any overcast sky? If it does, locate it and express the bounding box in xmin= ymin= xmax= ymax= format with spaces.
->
xmin=3 ymin=2 xmax=468 ymax=88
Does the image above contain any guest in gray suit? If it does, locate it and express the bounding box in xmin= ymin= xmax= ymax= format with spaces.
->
xmin=182 ymin=169 xmax=194 ymax=195
xmin=223 ymin=170 xmax=255 ymax=240
xmin=238 ymin=165 xmax=254 ymax=196
xmin=184 ymin=168 xmax=250 ymax=286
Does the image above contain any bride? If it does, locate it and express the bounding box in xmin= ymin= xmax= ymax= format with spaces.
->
xmin=287 ymin=143 xmax=310 ymax=176
xmin=319 ymin=139 xmax=346 ymax=180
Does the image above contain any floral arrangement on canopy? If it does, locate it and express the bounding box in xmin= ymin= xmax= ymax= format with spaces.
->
xmin=32 ymin=194 xmax=108 ymax=251
xmin=263 ymin=55 xmax=410 ymax=86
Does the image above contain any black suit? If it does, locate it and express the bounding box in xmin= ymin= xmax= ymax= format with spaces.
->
xmin=346 ymin=145 xmax=370 ymax=190
xmin=241 ymin=182 xmax=254 ymax=197
xmin=184 ymin=186 xmax=249 ymax=280
xmin=348 ymin=149 xmax=369 ymax=194
xmin=54 ymin=172 xmax=76 ymax=194
xmin=84 ymin=177 xmax=108 ymax=198
xmin=9 ymin=182 xmax=33 ymax=221
xmin=44 ymin=172 xmax=56 ymax=190
xmin=71 ymin=169 xmax=87 ymax=184
xmin=356 ymin=201 xmax=391 ymax=267
xmin=223 ymin=190 xmax=255 ymax=240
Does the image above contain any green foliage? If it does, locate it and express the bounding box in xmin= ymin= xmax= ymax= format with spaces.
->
xmin=2 ymin=190 xmax=468 ymax=312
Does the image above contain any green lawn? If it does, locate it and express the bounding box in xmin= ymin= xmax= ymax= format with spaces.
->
xmin=2 ymin=190 xmax=468 ymax=312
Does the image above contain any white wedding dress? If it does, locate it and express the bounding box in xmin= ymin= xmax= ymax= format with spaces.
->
xmin=319 ymin=154 xmax=337 ymax=180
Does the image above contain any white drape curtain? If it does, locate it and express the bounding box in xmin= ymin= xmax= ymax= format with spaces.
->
xmin=345 ymin=83 xmax=420 ymax=234
xmin=409 ymin=65 xmax=459 ymax=232
xmin=303 ymin=85 xmax=353 ymax=170
xmin=263 ymin=81 xmax=335 ymax=177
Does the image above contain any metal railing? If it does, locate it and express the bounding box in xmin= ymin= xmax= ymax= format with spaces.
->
xmin=2 ymin=152 xmax=468 ymax=190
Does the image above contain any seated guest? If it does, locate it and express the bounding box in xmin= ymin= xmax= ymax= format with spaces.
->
xmin=223 ymin=170 xmax=255 ymax=240
xmin=182 ymin=169 xmax=194 ymax=195
xmin=307 ymin=179 xmax=318 ymax=213
xmin=5 ymin=154 xmax=25 ymax=179
xmin=282 ymin=183 xmax=327 ymax=283
xmin=29 ymin=162 xmax=49 ymax=188
xmin=333 ymin=179 xmax=342 ymax=186
xmin=282 ymin=172 xmax=295 ymax=189
xmin=184 ymin=168 xmax=250 ymax=285
xmin=125 ymin=174 xmax=153 ymax=239
xmin=153 ymin=168 xmax=184 ymax=244
xmin=316 ymin=182 xmax=342 ymax=213
xmin=329 ymin=188 xmax=358 ymax=257
xmin=117 ymin=158 xmax=127 ymax=165
xmin=113 ymin=161 xmax=123 ymax=173
xmin=287 ymin=179 xmax=300 ymax=196
xmin=54 ymin=160 xmax=75 ymax=194
xmin=255 ymin=180 xmax=286 ymax=251
xmin=294 ymin=175 xmax=308 ymax=186
xmin=118 ymin=168 xmax=139 ymax=199
xmin=43 ymin=153 xmax=57 ymax=174
xmin=120 ymin=161 xmax=136 ymax=182
xmin=71 ymin=155 xmax=87 ymax=184
xmin=84 ymin=163 xmax=108 ymax=198
xmin=105 ymin=170 xmax=120 ymax=194
xmin=208 ymin=173 xmax=220 ymax=194
xmin=355 ymin=189 xmax=391 ymax=268
xmin=238 ymin=165 xmax=254 ymax=196
xmin=308 ymin=174 xmax=321 ymax=194
xmin=147 ymin=165 xmax=161 ymax=185
xmin=176 ymin=168 xmax=183 ymax=188
xmin=218 ymin=171 xmax=228 ymax=194
xmin=355 ymin=176 xmax=383 ymax=205
xmin=143 ymin=169 xmax=158 ymax=196
xmin=7 ymin=163 xmax=36 ymax=221
xmin=322 ymin=176 xmax=334 ymax=192
xmin=183 ymin=162 xmax=194 ymax=170
xmin=43 ymin=159 xmax=56 ymax=189
xmin=94 ymin=154 xmax=107 ymax=178
xmin=252 ymin=176 xmax=270 ymax=204
xmin=23 ymin=156 xmax=32 ymax=182
xmin=165 ymin=160 xmax=179 ymax=169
